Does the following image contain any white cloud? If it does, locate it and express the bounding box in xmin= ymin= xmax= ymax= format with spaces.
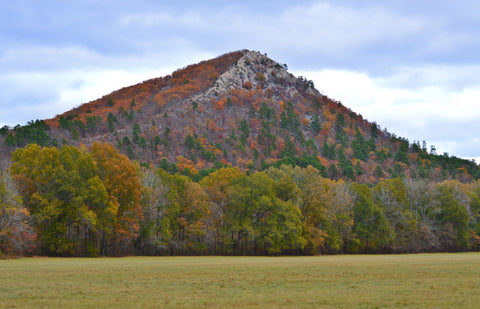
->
xmin=0 ymin=68 xmax=172 ymax=126
xmin=0 ymin=46 xmax=104 ymax=72
xmin=2 ymin=0 xmax=480 ymax=163
xmin=57 ymin=69 xmax=169 ymax=106
xmin=296 ymin=66 xmax=480 ymax=161
xmin=0 ymin=41 xmax=214 ymax=126
xmin=113 ymin=2 xmax=427 ymax=59
xmin=278 ymin=3 xmax=424 ymax=51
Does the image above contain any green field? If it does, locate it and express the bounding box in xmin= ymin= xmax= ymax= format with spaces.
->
xmin=1 ymin=253 xmax=479 ymax=308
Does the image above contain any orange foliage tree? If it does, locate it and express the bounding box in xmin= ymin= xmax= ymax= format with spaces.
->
xmin=90 ymin=142 xmax=142 ymax=254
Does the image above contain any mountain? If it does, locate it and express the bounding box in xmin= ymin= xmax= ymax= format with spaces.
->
xmin=1 ymin=50 xmax=479 ymax=183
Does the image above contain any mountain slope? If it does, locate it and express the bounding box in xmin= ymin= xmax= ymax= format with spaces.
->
xmin=1 ymin=50 xmax=478 ymax=183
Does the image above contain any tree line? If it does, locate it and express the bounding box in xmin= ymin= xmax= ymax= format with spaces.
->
xmin=1 ymin=143 xmax=480 ymax=256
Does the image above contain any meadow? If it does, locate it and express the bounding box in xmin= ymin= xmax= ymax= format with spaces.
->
xmin=1 ymin=253 xmax=479 ymax=308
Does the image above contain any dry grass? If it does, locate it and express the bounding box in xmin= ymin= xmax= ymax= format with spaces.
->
xmin=1 ymin=253 xmax=479 ymax=308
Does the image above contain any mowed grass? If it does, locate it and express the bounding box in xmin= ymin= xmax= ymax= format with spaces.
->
xmin=1 ymin=253 xmax=479 ymax=308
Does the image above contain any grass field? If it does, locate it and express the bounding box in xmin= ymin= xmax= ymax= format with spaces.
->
xmin=1 ymin=253 xmax=479 ymax=308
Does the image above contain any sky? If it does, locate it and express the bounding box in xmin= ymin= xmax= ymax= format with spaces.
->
xmin=1 ymin=0 xmax=480 ymax=161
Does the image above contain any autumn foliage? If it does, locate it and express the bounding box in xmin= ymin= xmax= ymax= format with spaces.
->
xmin=10 ymin=143 xmax=141 ymax=256
xmin=4 ymin=143 xmax=480 ymax=257
xmin=2 ymin=50 xmax=475 ymax=187
xmin=2 ymin=50 xmax=480 ymax=256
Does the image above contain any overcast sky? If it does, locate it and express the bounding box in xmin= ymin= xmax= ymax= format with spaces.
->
xmin=1 ymin=1 xmax=480 ymax=161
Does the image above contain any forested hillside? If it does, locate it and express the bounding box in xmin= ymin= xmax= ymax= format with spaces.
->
xmin=2 ymin=144 xmax=480 ymax=256
xmin=1 ymin=50 xmax=478 ymax=183
xmin=1 ymin=50 xmax=480 ymax=256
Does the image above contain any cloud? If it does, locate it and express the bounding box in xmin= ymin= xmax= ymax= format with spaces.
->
xmin=0 ymin=68 xmax=171 ymax=127
xmin=279 ymin=3 xmax=424 ymax=50
xmin=0 ymin=46 xmax=104 ymax=73
xmin=2 ymin=0 xmax=480 ymax=162
xmin=113 ymin=2 xmax=427 ymax=68
xmin=296 ymin=66 xmax=480 ymax=161
xmin=0 ymin=42 xmax=214 ymax=127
